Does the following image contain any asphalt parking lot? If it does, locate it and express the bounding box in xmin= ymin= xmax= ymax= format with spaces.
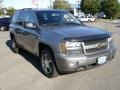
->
xmin=0 ymin=21 xmax=120 ymax=90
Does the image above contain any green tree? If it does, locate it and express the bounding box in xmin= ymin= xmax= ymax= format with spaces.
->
xmin=101 ymin=0 xmax=119 ymax=19
xmin=117 ymin=3 xmax=120 ymax=18
xmin=0 ymin=9 xmax=2 ymax=15
xmin=81 ymin=0 xmax=100 ymax=15
xmin=7 ymin=7 xmax=16 ymax=16
xmin=53 ymin=0 xmax=72 ymax=11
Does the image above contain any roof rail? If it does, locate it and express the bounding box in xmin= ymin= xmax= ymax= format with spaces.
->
xmin=18 ymin=8 xmax=33 ymax=11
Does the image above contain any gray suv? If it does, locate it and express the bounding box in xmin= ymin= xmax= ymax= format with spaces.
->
xmin=9 ymin=8 xmax=116 ymax=78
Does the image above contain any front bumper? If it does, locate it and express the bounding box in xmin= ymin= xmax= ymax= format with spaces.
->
xmin=54 ymin=45 xmax=116 ymax=73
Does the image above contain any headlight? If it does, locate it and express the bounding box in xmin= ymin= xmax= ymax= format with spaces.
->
xmin=61 ymin=41 xmax=82 ymax=54
xmin=108 ymin=37 xmax=113 ymax=43
xmin=66 ymin=41 xmax=81 ymax=49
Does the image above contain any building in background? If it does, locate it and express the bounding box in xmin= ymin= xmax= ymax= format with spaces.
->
xmin=71 ymin=4 xmax=85 ymax=17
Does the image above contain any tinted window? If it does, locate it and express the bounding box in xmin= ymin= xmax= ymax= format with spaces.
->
xmin=80 ymin=16 xmax=84 ymax=18
xmin=0 ymin=18 xmax=10 ymax=22
xmin=88 ymin=16 xmax=92 ymax=18
xmin=24 ymin=11 xmax=36 ymax=23
xmin=16 ymin=11 xmax=25 ymax=25
xmin=12 ymin=11 xmax=19 ymax=24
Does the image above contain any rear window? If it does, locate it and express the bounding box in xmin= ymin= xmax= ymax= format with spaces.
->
xmin=0 ymin=18 xmax=10 ymax=22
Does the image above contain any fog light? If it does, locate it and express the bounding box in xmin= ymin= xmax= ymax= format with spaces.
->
xmin=69 ymin=63 xmax=77 ymax=67
xmin=69 ymin=62 xmax=78 ymax=67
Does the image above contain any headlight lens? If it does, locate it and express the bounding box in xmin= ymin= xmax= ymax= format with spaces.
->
xmin=108 ymin=37 xmax=113 ymax=43
xmin=61 ymin=41 xmax=82 ymax=54
xmin=66 ymin=41 xmax=81 ymax=50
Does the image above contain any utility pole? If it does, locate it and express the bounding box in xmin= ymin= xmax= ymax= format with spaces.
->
xmin=76 ymin=0 xmax=80 ymax=16
xmin=0 ymin=0 xmax=3 ymax=8
xmin=35 ymin=4 xmax=38 ymax=9
xmin=50 ymin=0 xmax=52 ymax=8
xmin=41 ymin=0 xmax=42 ymax=8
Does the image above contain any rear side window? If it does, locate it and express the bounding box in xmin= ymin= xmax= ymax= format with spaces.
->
xmin=88 ymin=16 xmax=92 ymax=18
xmin=0 ymin=18 xmax=9 ymax=22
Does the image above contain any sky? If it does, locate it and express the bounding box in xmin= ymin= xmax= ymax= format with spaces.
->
xmin=3 ymin=0 xmax=77 ymax=9
xmin=2 ymin=0 xmax=120 ymax=9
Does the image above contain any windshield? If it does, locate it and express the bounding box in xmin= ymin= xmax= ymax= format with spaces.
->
xmin=36 ymin=11 xmax=82 ymax=25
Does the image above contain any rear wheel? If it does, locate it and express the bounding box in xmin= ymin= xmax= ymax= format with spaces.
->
xmin=11 ymin=37 xmax=19 ymax=53
xmin=88 ymin=19 xmax=91 ymax=22
xmin=40 ymin=49 xmax=58 ymax=78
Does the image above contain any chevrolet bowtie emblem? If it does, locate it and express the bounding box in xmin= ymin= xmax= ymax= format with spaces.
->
xmin=96 ymin=43 xmax=102 ymax=48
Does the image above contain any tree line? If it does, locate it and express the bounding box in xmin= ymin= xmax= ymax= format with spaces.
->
xmin=53 ymin=0 xmax=120 ymax=19
xmin=0 ymin=7 xmax=16 ymax=16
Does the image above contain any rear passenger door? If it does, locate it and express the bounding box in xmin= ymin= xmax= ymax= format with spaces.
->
xmin=21 ymin=11 xmax=38 ymax=54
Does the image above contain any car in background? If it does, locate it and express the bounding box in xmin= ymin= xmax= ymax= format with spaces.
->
xmin=0 ymin=17 xmax=11 ymax=31
xmin=78 ymin=16 xmax=96 ymax=22
xmin=95 ymin=12 xmax=106 ymax=20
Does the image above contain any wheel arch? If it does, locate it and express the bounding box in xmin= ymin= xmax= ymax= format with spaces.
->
xmin=38 ymin=42 xmax=54 ymax=56
xmin=38 ymin=42 xmax=59 ymax=71
xmin=10 ymin=32 xmax=15 ymax=40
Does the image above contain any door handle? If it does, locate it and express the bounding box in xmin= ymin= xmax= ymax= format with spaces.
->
xmin=16 ymin=29 xmax=24 ymax=34
xmin=23 ymin=32 xmax=29 ymax=35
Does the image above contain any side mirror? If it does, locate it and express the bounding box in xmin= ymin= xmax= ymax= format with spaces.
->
xmin=25 ymin=22 xmax=37 ymax=29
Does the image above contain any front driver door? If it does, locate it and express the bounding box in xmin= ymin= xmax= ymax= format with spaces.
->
xmin=21 ymin=11 xmax=39 ymax=54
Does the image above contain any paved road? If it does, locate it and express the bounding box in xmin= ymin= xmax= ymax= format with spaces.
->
xmin=0 ymin=21 xmax=120 ymax=90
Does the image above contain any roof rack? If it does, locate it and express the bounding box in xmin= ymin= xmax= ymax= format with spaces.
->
xmin=18 ymin=8 xmax=33 ymax=11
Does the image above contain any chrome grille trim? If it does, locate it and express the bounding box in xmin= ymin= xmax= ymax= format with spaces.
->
xmin=82 ymin=38 xmax=109 ymax=55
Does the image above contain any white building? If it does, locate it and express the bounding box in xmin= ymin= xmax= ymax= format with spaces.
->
xmin=71 ymin=4 xmax=85 ymax=17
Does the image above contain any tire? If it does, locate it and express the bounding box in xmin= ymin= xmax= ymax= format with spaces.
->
xmin=11 ymin=37 xmax=19 ymax=53
xmin=88 ymin=19 xmax=91 ymax=22
xmin=0 ymin=26 xmax=6 ymax=31
xmin=40 ymin=49 xmax=58 ymax=78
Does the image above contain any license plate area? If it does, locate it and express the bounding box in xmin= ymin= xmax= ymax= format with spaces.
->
xmin=97 ymin=56 xmax=107 ymax=64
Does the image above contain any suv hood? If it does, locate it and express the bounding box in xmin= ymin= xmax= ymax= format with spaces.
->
xmin=44 ymin=26 xmax=111 ymax=41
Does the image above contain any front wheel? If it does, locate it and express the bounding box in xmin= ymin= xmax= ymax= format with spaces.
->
xmin=40 ymin=49 xmax=58 ymax=78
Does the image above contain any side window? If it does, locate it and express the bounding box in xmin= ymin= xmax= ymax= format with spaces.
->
xmin=80 ymin=16 xmax=84 ymax=18
xmin=88 ymin=16 xmax=92 ymax=18
xmin=25 ymin=11 xmax=36 ymax=23
xmin=16 ymin=11 xmax=25 ymax=26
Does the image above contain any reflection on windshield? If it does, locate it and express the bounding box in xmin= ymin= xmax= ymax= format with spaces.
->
xmin=36 ymin=11 xmax=82 ymax=26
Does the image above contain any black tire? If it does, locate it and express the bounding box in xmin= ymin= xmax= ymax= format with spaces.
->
xmin=11 ymin=37 xmax=19 ymax=53
xmin=40 ymin=49 xmax=58 ymax=78
xmin=0 ymin=26 xmax=6 ymax=31
xmin=88 ymin=19 xmax=91 ymax=22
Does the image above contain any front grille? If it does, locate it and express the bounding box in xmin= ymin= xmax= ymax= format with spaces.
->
xmin=82 ymin=38 xmax=109 ymax=55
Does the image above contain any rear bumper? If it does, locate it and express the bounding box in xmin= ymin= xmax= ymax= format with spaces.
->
xmin=54 ymin=45 xmax=116 ymax=73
